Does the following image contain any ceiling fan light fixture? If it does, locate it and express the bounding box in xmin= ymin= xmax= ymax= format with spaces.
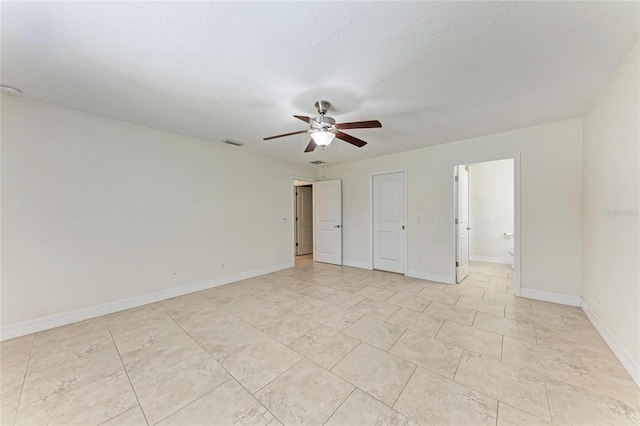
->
xmin=310 ymin=130 xmax=335 ymax=147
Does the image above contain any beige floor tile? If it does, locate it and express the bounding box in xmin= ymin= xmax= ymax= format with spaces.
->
xmin=534 ymin=325 xmax=616 ymax=361
xmin=322 ymin=290 xmax=365 ymax=308
xmin=436 ymin=320 xmax=503 ymax=360
xmin=200 ymin=283 xmax=249 ymax=304
xmin=497 ymin=402 xmax=550 ymax=425
xmin=483 ymin=291 xmax=531 ymax=308
xmin=156 ymin=379 xmax=273 ymax=426
xmin=424 ymin=301 xmax=477 ymax=326
xmin=265 ymin=418 xmax=283 ymax=426
xmin=279 ymin=295 xmax=328 ymax=316
xmin=29 ymin=318 xmax=114 ymax=372
xmin=502 ymin=337 xmax=591 ymax=388
xmin=217 ymin=335 xmax=303 ymax=393
xmin=384 ymin=281 xmax=426 ymax=296
xmin=1 ymin=391 xmax=21 ymax=426
xmin=454 ymin=351 xmax=551 ymax=421
xmin=220 ymin=294 xmax=290 ymax=327
xmin=15 ymin=372 xmax=137 ymax=426
xmin=1 ymin=335 xmax=34 ymax=370
xmin=530 ymin=300 xmax=583 ymax=316
xmin=154 ymin=292 xmax=214 ymax=317
xmin=581 ymin=356 xmax=640 ymax=405
xmin=355 ymin=286 xmax=396 ymax=302
xmin=415 ymin=287 xmax=460 ymax=305
xmin=326 ymin=389 xmax=417 ymax=426
xmin=107 ymin=307 xmax=183 ymax=355
xmin=133 ymin=352 xmax=230 ymax=425
xmin=343 ymin=316 xmax=406 ymax=351
xmin=389 ymin=330 xmax=463 ymax=380
xmin=101 ymin=405 xmax=148 ymax=425
xmin=505 ymin=305 xmax=566 ymax=328
xmin=170 ymin=303 xmax=240 ymax=335
xmin=394 ymin=367 xmax=497 ymax=425
xmin=387 ymin=308 xmax=444 ymax=336
xmin=490 ymin=276 xmax=513 ymax=285
xmin=289 ymin=326 xmax=360 ymax=370
xmin=469 ymin=273 xmax=491 ymax=282
xmin=558 ymin=311 xmax=600 ymax=336
xmin=546 ymin=379 xmax=639 ymax=425
xmin=351 ymin=299 xmax=400 ymax=321
xmin=456 ymin=295 xmax=505 ymax=316
xmin=122 ymin=332 xmax=204 ymax=384
xmin=256 ymin=359 xmax=353 ymax=425
xmin=473 ymin=312 xmax=536 ymax=343
xmin=385 ymin=292 xmax=431 ymax=312
xmin=257 ymin=288 xmax=305 ymax=305
xmin=444 ymin=285 xmax=486 ymax=299
xmin=417 ymin=280 xmax=449 ymax=291
xmin=305 ymin=304 xmax=363 ymax=331
xmin=469 ymin=280 xmax=508 ymax=293
xmin=296 ymin=284 xmax=338 ymax=299
xmin=1 ymin=363 xmax=27 ymax=397
xmin=332 ymin=343 xmax=415 ymax=407
xmin=257 ymin=312 xmax=320 ymax=345
xmin=20 ymin=347 xmax=123 ymax=406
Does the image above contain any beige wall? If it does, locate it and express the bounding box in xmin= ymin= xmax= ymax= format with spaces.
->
xmin=1 ymin=97 xmax=315 ymax=326
xmin=469 ymin=159 xmax=514 ymax=261
xmin=582 ymin=43 xmax=640 ymax=364
xmin=320 ymin=119 xmax=583 ymax=296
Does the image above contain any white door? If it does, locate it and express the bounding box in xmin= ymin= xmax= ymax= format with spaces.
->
xmin=373 ymin=172 xmax=406 ymax=273
xmin=456 ymin=165 xmax=470 ymax=282
xmin=296 ymin=186 xmax=313 ymax=255
xmin=314 ymin=179 xmax=342 ymax=265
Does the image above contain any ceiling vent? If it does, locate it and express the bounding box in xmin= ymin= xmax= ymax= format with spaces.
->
xmin=309 ymin=160 xmax=326 ymax=165
xmin=222 ymin=139 xmax=244 ymax=147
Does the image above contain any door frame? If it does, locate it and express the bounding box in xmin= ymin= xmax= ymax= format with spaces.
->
xmin=450 ymin=153 xmax=521 ymax=295
xmin=369 ymin=169 xmax=408 ymax=274
xmin=291 ymin=176 xmax=316 ymax=261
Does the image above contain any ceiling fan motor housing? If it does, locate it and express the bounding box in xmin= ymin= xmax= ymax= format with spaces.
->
xmin=314 ymin=100 xmax=331 ymax=115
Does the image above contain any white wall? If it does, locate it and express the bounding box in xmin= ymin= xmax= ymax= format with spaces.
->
xmin=582 ymin=43 xmax=639 ymax=367
xmin=320 ymin=119 xmax=582 ymax=295
xmin=469 ymin=159 xmax=514 ymax=261
xmin=1 ymin=97 xmax=315 ymax=328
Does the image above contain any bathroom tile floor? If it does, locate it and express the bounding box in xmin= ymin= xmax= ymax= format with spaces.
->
xmin=1 ymin=258 xmax=638 ymax=425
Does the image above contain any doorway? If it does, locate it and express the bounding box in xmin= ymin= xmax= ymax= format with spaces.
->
xmin=294 ymin=179 xmax=314 ymax=257
xmin=452 ymin=154 xmax=520 ymax=294
xmin=371 ymin=170 xmax=407 ymax=274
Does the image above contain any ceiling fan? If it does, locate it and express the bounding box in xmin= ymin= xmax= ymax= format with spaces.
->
xmin=263 ymin=100 xmax=382 ymax=152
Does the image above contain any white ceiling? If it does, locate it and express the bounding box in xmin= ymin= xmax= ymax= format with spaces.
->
xmin=2 ymin=1 xmax=638 ymax=166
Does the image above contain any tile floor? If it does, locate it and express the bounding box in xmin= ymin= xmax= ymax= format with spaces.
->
xmin=1 ymin=257 xmax=639 ymax=425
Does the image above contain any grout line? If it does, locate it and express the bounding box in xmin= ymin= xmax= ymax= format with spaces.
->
xmin=386 ymin=329 xmax=409 ymax=354
xmin=105 ymin=327 xmax=151 ymax=426
xmin=390 ymin=364 xmax=418 ymax=408
xmin=451 ymin=349 xmax=465 ymax=382
xmin=322 ymin=387 xmax=356 ymax=426
xmin=11 ymin=334 xmax=35 ymax=426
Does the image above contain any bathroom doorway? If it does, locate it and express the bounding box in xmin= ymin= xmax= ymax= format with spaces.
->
xmin=452 ymin=154 xmax=520 ymax=294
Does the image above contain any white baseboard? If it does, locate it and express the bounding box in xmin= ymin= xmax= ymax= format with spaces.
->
xmin=406 ymin=269 xmax=455 ymax=284
xmin=0 ymin=261 xmax=294 ymax=341
xmin=519 ymin=288 xmax=581 ymax=306
xmin=581 ymin=299 xmax=640 ymax=388
xmin=469 ymin=255 xmax=512 ymax=265
xmin=342 ymin=259 xmax=373 ymax=270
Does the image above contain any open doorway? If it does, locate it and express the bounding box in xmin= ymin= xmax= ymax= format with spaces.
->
xmin=453 ymin=155 xmax=520 ymax=294
xmin=294 ymin=179 xmax=314 ymax=258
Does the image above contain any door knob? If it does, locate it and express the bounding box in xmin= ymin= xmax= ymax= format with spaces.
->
xmin=334 ymin=225 xmax=341 ymax=228
xmin=467 ymin=227 xmax=471 ymax=230
xmin=402 ymin=225 xmax=405 ymax=230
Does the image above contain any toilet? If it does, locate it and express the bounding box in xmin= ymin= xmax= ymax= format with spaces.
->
xmin=508 ymin=246 xmax=514 ymax=269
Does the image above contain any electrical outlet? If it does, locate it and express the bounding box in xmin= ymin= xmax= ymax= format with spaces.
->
xmin=170 ymin=271 xmax=178 ymax=279
xmin=221 ymin=262 xmax=225 ymax=270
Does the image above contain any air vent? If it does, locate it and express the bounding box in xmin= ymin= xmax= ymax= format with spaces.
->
xmin=309 ymin=160 xmax=326 ymax=165
xmin=223 ymin=139 xmax=244 ymax=147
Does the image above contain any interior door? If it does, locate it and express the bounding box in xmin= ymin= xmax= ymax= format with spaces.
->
xmin=296 ymin=186 xmax=313 ymax=255
xmin=456 ymin=165 xmax=470 ymax=282
xmin=314 ymin=179 xmax=342 ymax=265
xmin=373 ymin=172 xmax=406 ymax=273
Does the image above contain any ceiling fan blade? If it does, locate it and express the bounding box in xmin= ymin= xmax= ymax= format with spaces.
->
xmin=304 ymin=139 xmax=317 ymax=152
xmin=336 ymin=120 xmax=382 ymax=130
xmin=336 ymin=131 xmax=367 ymax=148
xmin=293 ymin=115 xmax=313 ymax=123
xmin=263 ymin=129 xmax=308 ymax=141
